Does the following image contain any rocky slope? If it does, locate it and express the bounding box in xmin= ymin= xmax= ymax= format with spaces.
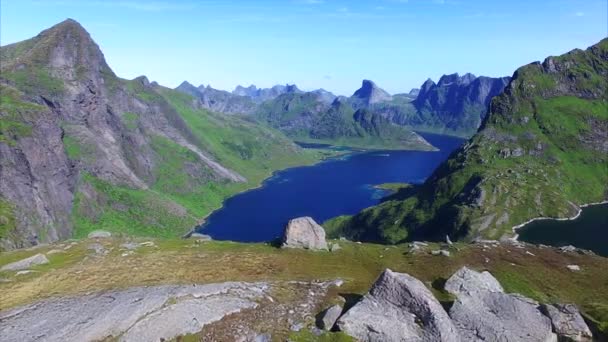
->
xmin=326 ymin=38 xmax=608 ymax=244
xmin=0 ymin=19 xmax=317 ymax=250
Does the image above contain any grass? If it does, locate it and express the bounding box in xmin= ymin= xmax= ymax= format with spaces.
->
xmin=121 ymin=112 xmax=139 ymax=130
xmin=0 ymin=199 xmax=16 ymax=240
xmin=0 ymin=84 xmax=44 ymax=146
xmin=0 ymin=239 xmax=607 ymax=336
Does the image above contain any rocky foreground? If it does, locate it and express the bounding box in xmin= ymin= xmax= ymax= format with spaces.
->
xmin=0 ymin=265 xmax=596 ymax=341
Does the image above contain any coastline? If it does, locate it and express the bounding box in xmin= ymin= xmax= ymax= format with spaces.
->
xmin=510 ymin=199 xmax=608 ymax=241
xmin=183 ymin=148 xmax=355 ymax=238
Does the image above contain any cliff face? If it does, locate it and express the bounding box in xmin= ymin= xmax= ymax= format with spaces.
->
xmin=409 ymin=73 xmax=511 ymax=135
xmin=327 ymin=38 xmax=608 ymax=243
xmin=0 ymin=20 xmax=309 ymax=249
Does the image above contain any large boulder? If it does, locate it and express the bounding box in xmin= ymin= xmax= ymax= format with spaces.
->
xmin=281 ymin=217 xmax=328 ymax=250
xmin=445 ymin=267 xmax=556 ymax=342
xmin=337 ymin=269 xmax=459 ymax=341
xmin=0 ymin=253 xmax=50 ymax=271
xmin=541 ymin=304 xmax=593 ymax=341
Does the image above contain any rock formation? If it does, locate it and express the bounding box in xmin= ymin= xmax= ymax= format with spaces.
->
xmin=445 ymin=267 xmax=556 ymax=341
xmin=281 ymin=216 xmax=328 ymax=250
xmin=337 ymin=269 xmax=459 ymax=341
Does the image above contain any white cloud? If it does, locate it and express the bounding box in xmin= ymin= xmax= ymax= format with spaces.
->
xmin=575 ymin=12 xmax=585 ymax=17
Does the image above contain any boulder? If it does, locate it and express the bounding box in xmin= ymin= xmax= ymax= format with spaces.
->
xmin=541 ymin=304 xmax=593 ymax=341
xmin=445 ymin=267 xmax=556 ymax=342
xmin=567 ymin=265 xmax=581 ymax=272
xmin=337 ymin=269 xmax=459 ymax=341
xmin=0 ymin=253 xmax=50 ymax=271
xmin=329 ymin=243 xmax=341 ymax=252
xmin=88 ymin=230 xmax=112 ymax=239
xmin=281 ymin=217 xmax=328 ymax=250
xmin=318 ymin=304 xmax=342 ymax=330
xmin=444 ymin=266 xmax=503 ymax=296
xmin=189 ymin=233 xmax=213 ymax=241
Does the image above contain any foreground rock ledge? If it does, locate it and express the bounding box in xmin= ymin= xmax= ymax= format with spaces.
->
xmin=281 ymin=216 xmax=328 ymax=250
xmin=0 ymin=282 xmax=267 ymax=342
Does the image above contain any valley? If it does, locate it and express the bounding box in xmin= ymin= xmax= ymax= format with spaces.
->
xmin=1 ymin=9 xmax=607 ymax=342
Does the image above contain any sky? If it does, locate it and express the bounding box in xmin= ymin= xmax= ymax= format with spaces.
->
xmin=1 ymin=0 xmax=607 ymax=96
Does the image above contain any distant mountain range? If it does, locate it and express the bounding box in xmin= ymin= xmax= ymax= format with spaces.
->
xmin=176 ymin=73 xmax=510 ymax=139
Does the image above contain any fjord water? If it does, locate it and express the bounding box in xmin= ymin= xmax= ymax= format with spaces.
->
xmin=518 ymin=203 xmax=608 ymax=256
xmin=197 ymin=133 xmax=465 ymax=242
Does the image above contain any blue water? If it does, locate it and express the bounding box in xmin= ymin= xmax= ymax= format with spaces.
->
xmin=197 ymin=133 xmax=466 ymax=242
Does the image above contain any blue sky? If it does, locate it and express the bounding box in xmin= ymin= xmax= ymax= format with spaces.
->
xmin=1 ymin=0 xmax=607 ymax=95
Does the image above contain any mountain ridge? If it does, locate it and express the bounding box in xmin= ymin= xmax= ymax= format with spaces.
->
xmin=325 ymin=38 xmax=608 ymax=244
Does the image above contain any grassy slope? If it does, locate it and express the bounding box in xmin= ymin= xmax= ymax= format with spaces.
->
xmin=69 ymin=84 xmax=325 ymax=239
xmin=326 ymin=39 xmax=608 ymax=243
xmin=1 ymin=238 xmax=607 ymax=337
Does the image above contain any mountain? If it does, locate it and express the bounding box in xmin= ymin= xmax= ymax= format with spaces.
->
xmin=175 ymin=81 xmax=256 ymax=114
xmin=411 ymin=73 xmax=511 ymax=136
xmin=351 ymin=80 xmax=393 ymax=106
xmin=0 ymin=19 xmax=318 ymax=250
xmin=232 ymin=84 xmax=302 ymax=103
xmin=254 ymin=89 xmax=435 ymax=150
xmin=325 ymin=38 xmax=608 ymax=244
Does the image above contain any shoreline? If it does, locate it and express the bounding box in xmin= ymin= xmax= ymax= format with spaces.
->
xmin=510 ymin=199 xmax=608 ymax=241
xmin=183 ymin=148 xmax=356 ymax=238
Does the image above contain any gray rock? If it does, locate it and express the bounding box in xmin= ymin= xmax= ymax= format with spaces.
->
xmin=567 ymin=265 xmax=581 ymax=272
xmin=329 ymin=242 xmax=341 ymax=252
xmin=87 ymin=230 xmax=112 ymax=239
xmin=445 ymin=267 xmax=555 ymax=342
xmin=282 ymin=217 xmax=328 ymax=251
xmin=431 ymin=249 xmax=451 ymax=257
xmin=0 ymin=282 xmax=267 ymax=342
xmin=444 ymin=266 xmax=504 ymax=296
xmin=0 ymin=253 xmax=50 ymax=271
xmin=337 ymin=269 xmax=459 ymax=341
xmin=189 ymin=232 xmax=213 ymax=241
xmin=318 ymin=304 xmax=342 ymax=330
xmin=541 ymin=304 xmax=593 ymax=341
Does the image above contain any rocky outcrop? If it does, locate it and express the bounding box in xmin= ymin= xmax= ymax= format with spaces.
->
xmin=0 ymin=282 xmax=267 ymax=342
xmin=337 ymin=269 xmax=459 ymax=342
xmin=281 ymin=217 xmax=328 ymax=250
xmin=445 ymin=267 xmax=556 ymax=341
xmin=0 ymin=253 xmax=49 ymax=271
xmin=541 ymin=304 xmax=593 ymax=342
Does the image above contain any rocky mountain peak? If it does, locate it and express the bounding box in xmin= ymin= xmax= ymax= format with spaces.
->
xmin=352 ymin=79 xmax=392 ymax=105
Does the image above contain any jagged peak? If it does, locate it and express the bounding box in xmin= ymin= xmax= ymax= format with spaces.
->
xmin=352 ymin=79 xmax=392 ymax=104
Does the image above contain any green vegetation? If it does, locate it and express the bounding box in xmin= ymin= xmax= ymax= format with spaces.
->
xmin=66 ymin=86 xmax=324 ymax=239
xmin=121 ymin=112 xmax=139 ymax=130
xmin=328 ymin=38 xmax=608 ymax=243
xmin=0 ymin=85 xmax=44 ymax=146
xmin=2 ymin=67 xmax=65 ymax=97
xmin=0 ymin=199 xmax=16 ymax=240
